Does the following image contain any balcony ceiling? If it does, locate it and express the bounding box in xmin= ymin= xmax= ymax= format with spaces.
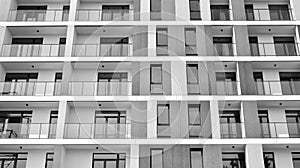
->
xmin=75 ymin=26 xmax=133 ymax=35
xmin=8 ymin=26 xmax=67 ymax=36
xmin=252 ymin=62 xmax=300 ymax=69
xmin=2 ymin=62 xmax=64 ymax=70
xmin=0 ymin=102 xmax=58 ymax=108
xmin=72 ymin=62 xmax=132 ymax=70
xmin=258 ymin=101 xmax=300 ymax=107
xmin=212 ymin=26 xmax=232 ymax=36
xmin=17 ymin=0 xmax=69 ymax=3
xmin=248 ymin=26 xmax=295 ymax=34
xmin=0 ymin=145 xmax=54 ymax=150
xmin=65 ymin=144 xmax=130 ymax=150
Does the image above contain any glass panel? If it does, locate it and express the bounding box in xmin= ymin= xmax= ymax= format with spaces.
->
xmin=188 ymin=105 xmax=201 ymax=125
xmin=151 ymin=65 xmax=162 ymax=83
xmin=185 ymin=29 xmax=196 ymax=46
xmin=191 ymin=150 xmax=203 ymax=168
xmin=157 ymin=105 xmax=169 ymax=125
xmin=151 ymin=149 xmax=163 ymax=168
xmin=187 ymin=65 xmax=198 ymax=83
xmin=157 ymin=29 xmax=168 ymax=46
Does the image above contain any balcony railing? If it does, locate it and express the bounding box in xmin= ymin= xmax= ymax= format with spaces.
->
xmin=0 ymin=81 xmax=61 ymax=96
xmin=250 ymin=43 xmax=299 ymax=56
xmin=211 ymin=9 xmax=231 ymax=21
xmin=220 ymin=123 xmax=243 ymax=138
xmin=216 ymin=81 xmax=239 ymax=95
xmin=7 ymin=10 xmax=69 ymax=21
xmin=254 ymin=81 xmax=300 ymax=95
xmin=64 ymin=123 xmax=130 ymax=139
xmin=72 ymin=44 xmax=132 ymax=57
xmin=259 ymin=122 xmax=300 ymax=138
xmin=213 ymin=43 xmax=235 ymax=56
xmin=69 ymin=81 xmax=131 ymax=96
xmin=1 ymin=44 xmax=65 ymax=57
xmin=76 ymin=9 xmax=133 ymax=21
xmin=246 ymin=9 xmax=293 ymax=21
xmin=0 ymin=123 xmax=56 ymax=139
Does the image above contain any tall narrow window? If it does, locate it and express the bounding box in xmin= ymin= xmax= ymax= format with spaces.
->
xmin=100 ymin=37 xmax=129 ymax=56
xmin=150 ymin=64 xmax=163 ymax=94
xmin=213 ymin=37 xmax=233 ymax=56
xmin=45 ymin=153 xmax=54 ymax=168
xmin=292 ymin=153 xmax=300 ymax=168
xmin=188 ymin=104 xmax=201 ymax=137
xmin=269 ymin=5 xmax=290 ymax=20
xmin=190 ymin=148 xmax=203 ymax=168
xmin=185 ymin=28 xmax=197 ymax=56
xmin=0 ymin=153 xmax=27 ymax=168
xmin=249 ymin=37 xmax=259 ymax=56
xmin=219 ymin=111 xmax=241 ymax=138
xmin=187 ymin=64 xmax=199 ymax=94
xmin=189 ymin=0 xmax=201 ymax=20
xmin=93 ymin=153 xmax=126 ymax=168
xmin=263 ymin=152 xmax=275 ymax=168
xmin=150 ymin=0 xmax=161 ymax=20
xmin=49 ymin=111 xmax=58 ymax=124
xmin=156 ymin=28 xmax=168 ymax=56
xmin=245 ymin=5 xmax=254 ymax=21
xmin=157 ymin=104 xmax=170 ymax=137
xmin=279 ymin=72 xmax=300 ymax=95
xmin=150 ymin=149 xmax=164 ymax=168
xmin=211 ymin=5 xmax=230 ymax=21
xmin=62 ymin=6 xmax=70 ymax=21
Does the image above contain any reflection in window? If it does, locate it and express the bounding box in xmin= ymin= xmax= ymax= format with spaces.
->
xmin=222 ymin=153 xmax=245 ymax=168
xmin=150 ymin=149 xmax=164 ymax=168
xmin=156 ymin=28 xmax=168 ymax=56
xmin=0 ymin=153 xmax=27 ymax=168
xmin=190 ymin=148 xmax=203 ymax=168
xmin=263 ymin=152 xmax=275 ymax=168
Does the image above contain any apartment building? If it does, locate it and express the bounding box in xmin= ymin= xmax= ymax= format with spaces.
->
xmin=0 ymin=0 xmax=300 ymax=168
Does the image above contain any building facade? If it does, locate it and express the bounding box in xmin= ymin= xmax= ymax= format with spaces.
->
xmin=0 ymin=0 xmax=300 ymax=168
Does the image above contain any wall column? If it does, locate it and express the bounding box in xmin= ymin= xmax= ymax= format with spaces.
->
xmin=238 ymin=62 xmax=256 ymax=95
xmin=0 ymin=0 xmax=17 ymax=21
xmin=245 ymin=144 xmax=264 ymax=168
xmin=56 ymin=100 xmax=69 ymax=139
xmin=147 ymin=100 xmax=157 ymax=138
xmin=175 ymin=0 xmax=189 ymax=20
xmin=69 ymin=0 xmax=79 ymax=21
xmin=230 ymin=0 xmax=246 ymax=21
xmin=148 ymin=25 xmax=156 ymax=57
xmin=130 ymin=144 xmax=140 ymax=168
xmin=171 ymin=61 xmax=187 ymax=95
xmin=61 ymin=62 xmax=73 ymax=95
xmin=140 ymin=0 xmax=150 ymax=21
xmin=290 ymin=0 xmax=300 ymax=20
xmin=242 ymin=101 xmax=261 ymax=138
xmin=203 ymin=145 xmax=222 ymax=168
xmin=200 ymin=0 xmax=211 ymax=21
xmin=53 ymin=145 xmax=66 ymax=168
xmin=210 ymin=100 xmax=220 ymax=139
xmin=234 ymin=26 xmax=250 ymax=56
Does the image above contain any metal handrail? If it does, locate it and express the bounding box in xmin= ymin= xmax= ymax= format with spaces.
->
xmin=250 ymin=43 xmax=299 ymax=56
xmin=7 ymin=9 xmax=69 ymax=21
xmin=76 ymin=9 xmax=133 ymax=21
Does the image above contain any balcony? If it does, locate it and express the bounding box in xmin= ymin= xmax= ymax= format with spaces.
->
xmin=254 ymin=81 xmax=300 ymax=95
xmin=0 ymin=81 xmax=61 ymax=96
xmin=7 ymin=10 xmax=69 ymax=21
xmin=69 ymin=81 xmax=131 ymax=96
xmin=211 ymin=9 xmax=231 ymax=21
xmin=216 ymin=81 xmax=239 ymax=95
xmin=64 ymin=123 xmax=130 ymax=139
xmin=259 ymin=122 xmax=300 ymax=138
xmin=76 ymin=9 xmax=133 ymax=21
xmin=213 ymin=43 xmax=235 ymax=56
xmin=220 ymin=123 xmax=243 ymax=138
xmin=72 ymin=44 xmax=132 ymax=57
xmin=0 ymin=44 xmax=65 ymax=57
xmin=0 ymin=123 xmax=56 ymax=139
xmin=246 ymin=9 xmax=293 ymax=21
xmin=250 ymin=43 xmax=299 ymax=56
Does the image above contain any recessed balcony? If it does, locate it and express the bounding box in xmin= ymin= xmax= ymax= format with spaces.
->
xmin=254 ymin=80 xmax=300 ymax=95
xmin=76 ymin=9 xmax=134 ymax=21
xmin=259 ymin=122 xmax=300 ymax=138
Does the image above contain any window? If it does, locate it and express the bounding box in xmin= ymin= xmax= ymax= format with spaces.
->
xmin=98 ymin=73 xmax=128 ymax=82
xmin=150 ymin=149 xmax=164 ymax=168
xmin=45 ymin=153 xmax=54 ymax=168
xmin=0 ymin=153 xmax=27 ymax=168
xmin=187 ymin=64 xmax=199 ymax=84
xmin=17 ymin=6 xmax=47 ymax=10
xmin=157 ymin=104 xmax=170 ymax=126
xmin=292 ymin=153 xmax=300 ymax=168
xmin=211 ymin=5 xmax=230 ymax=21
xmin=93 ymin=153 xmax=126 ymax=168
xmin=273 ymin=37 xmax=296 ymax=56
xmin=150 ymin=64 xmax=163 ymax=94
xmin=5 ymin=73 xmax=38 ymax=82
xmin=62 ymin=6 xmax=70 ymax=21
xmin=185 ymin=28 xmax=197 ymax=55
xmin=216 ymin=72 xmax=236 ymax=81
xmin=188 ymin=104 xmax=201 ymax=137
xmin=156 ymin=28 xmax=168 ymax=56
xmin=222 ymin=153 xmax=245 ymax=168
xmin=102 ymin=5 xmax=129 ymax=21
xmin=258 ymin=110 xmax=270 ymax=138
xmin=263 ymin=152 xmax=275 ymax=168
xmin=49 ymin=111 xmax=58 ymax=124
xmin=213 ymin=37 xmax=233 ymax=56
xmin=190 ymin=148 xmax=203 ymax=168
xmin=189 ymin=0 xmax=201 ymax=20
xmin=150 ymin=0 xmax=161 ymax=20
xmin=269 ymin=5 xmax=290 ymax=20
xmin=219 ymin=111 xmax=241 ymax=138
xmin=285 ymin=110 xmax=300 ymax=137
xmin=11 ymin=38 xmax=43 ymax=45
xmin=245 ymin=5 xmax=254 ymax=21
xmin=249 ymin=37 xmax=259 ymax=56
